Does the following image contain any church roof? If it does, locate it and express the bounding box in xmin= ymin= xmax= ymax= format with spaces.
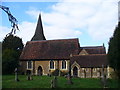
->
xmin=20 ymin=38 xmax=80 ymax=60
xmin=31 ymin=14 xmax=46 ymax=41
xmin=70 ymin=54 xmax=108 ymax=67
xmin=80 ymin=46 xmax=106 ymax=54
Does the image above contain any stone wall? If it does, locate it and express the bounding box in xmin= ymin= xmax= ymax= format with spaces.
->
xmin=71 ymin=67 xmax=108 ymax=78
xmin=20 ymin=60 xmax=111 ymax=78
xmin=19 ymin=61 xmax=27 ymax=74
xmin=20 ymin=60 xmax=69 ymax=75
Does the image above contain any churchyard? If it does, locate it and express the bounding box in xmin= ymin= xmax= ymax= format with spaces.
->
xmin=2 ymin=75 xmax=118 ymax=88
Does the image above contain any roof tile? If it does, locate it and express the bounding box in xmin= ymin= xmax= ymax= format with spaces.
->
xmin=20 ymin=38 xmax=80 ymax=60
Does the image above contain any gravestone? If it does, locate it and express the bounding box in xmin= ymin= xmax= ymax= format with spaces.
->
xmin=14 ymin=68 xmax=19 ymax=82
xmin=103 ymin=74 xmax=107 ymax=88
xmin=67 ymin=73 xmax=73 ymax=84
xmin=51 ymin=76 xmax=57 ymax=88
xmin=26 ymin=70 xmax=33 ymax=80
xmin=101 ymin=65 xmax=107 ymax=88
xmin=101 ymin=75 xmax=107 ymax=88
xmin=54 ymin=76 xmax=57 ymax=87
xmin=27 ymin=74 xmax=30 ymax=80
xmin=49 ymin=70 xmax=51 ymax=77
xmin=51 ymin=80 xmax=54 ymax=88
xmin=30 ymin=75 xmax=33 ymax=80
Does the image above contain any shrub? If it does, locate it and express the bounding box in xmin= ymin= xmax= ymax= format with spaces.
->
xmin=51 ymin=69 xmax=68 ymax=76
xmin=110 ymin=71 xmax=118 ymax=79
xmin=60 ymin=71 xmax=68 ymax=76
xmin=51 ymin=69 xmax=59 ymax=76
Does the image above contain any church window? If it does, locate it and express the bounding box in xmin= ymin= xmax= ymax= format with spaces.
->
xmin=50 ymin=60 xmax=54 ymax=69
xmin=62 ymin=60 xmax=66 ymax=69
xmin=82 ymin=68 xmax=84 ymax=71
xmin=93 ymin=68 xmax=96 ymax=72
xmin=27 ymin=61 xmax=32 ymax=69
xmin=86 ymin=68 xmax=89 ymax=72
xmin=97 ymin=68 xmax=100 ymax=70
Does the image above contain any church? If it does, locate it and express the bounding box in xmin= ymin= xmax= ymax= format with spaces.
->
xmin=19 ymin=14 xmax=110 ymax=78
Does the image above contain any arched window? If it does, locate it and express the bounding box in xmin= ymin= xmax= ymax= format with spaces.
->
xmin=27 ymin=61 xmax=32 ymax=69
xmin=62 ymin=60 xmax=66 ymax=69
xmin=50 ymin=60 xmax=54 ymax=69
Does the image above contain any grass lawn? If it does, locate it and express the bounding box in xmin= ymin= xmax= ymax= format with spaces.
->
xmin=2 ymin=75 xmax=118 ymax=88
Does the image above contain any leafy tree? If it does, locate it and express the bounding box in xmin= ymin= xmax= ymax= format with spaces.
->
xmin=2 ymin=49 xmax=19 ymax=74
xmin=2 ymin=35 xmax=24 ymax=74
xmin=108 ymin=22 xmax=120 ymax=79
xmin=2 ymin=35 xmax=23 ymax=51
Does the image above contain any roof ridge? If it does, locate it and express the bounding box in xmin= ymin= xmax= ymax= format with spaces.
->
xmin=27 ymin=38 xmax=79 ymax=43
xmin=81 ymin=46 xmax=104 ymax=48
xmin=77 ymin=54 xmax=106 ymax=56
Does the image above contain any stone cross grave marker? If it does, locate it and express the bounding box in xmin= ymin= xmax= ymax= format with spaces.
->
xmin=14 ymin=68 xmax=19 ymax=82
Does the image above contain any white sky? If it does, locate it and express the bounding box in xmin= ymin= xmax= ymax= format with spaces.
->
xmin=1 ymin=0 xmax=119 ymax=52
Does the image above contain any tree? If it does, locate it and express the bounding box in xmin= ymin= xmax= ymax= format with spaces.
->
xmin=2 ymin=35 xmax=23 ymax=51
xmin=2 ymin=35 xmax=24 ymax=74
xmin=2 ymin=49 xmax=19 ymax=74
xmin=108 ymin=22 xmax=120 ymax=79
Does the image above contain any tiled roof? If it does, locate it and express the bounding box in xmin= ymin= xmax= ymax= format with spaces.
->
xmin=20 ymin=38 xmax=80 ymax=60
xmin=70 ymin=54 xmax=108 ymax=67
xmin=80 ymin=46 xmax=106 ymax=54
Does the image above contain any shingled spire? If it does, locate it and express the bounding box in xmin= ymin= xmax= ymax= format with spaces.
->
xmin=31 ymin=14 xmax=46 ymax=41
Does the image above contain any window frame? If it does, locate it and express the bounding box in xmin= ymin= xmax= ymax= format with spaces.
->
xmin=50 ymin=60 xmax=55 ymax=69
xmin=85 ymin=68 xmax=89 ymax=72
xmin=61 ymin=60 xmax=67 ymax=69
xmin=93 ymin=68 xmax=96 ymax=72
xmin=27 ymin=61 xmax=32 ymax=69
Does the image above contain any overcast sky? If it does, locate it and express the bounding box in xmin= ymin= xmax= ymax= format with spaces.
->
xmin=0 ymin=0 xmax=119 ymax=52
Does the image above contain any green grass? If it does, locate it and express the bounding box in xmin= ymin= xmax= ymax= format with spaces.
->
xmin=57 ymin=77 xmax=102 ymax=88
xmin=107 ymin=79 xmax=119 ymax=88
xmin=2 ymin=75 xmax=118 ymax=88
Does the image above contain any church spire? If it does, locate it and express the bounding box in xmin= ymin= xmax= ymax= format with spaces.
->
xmin=31 ymin=14 xmax=46 ymax=41
xmin=103 ymin=43 xmax=105 ymax=47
